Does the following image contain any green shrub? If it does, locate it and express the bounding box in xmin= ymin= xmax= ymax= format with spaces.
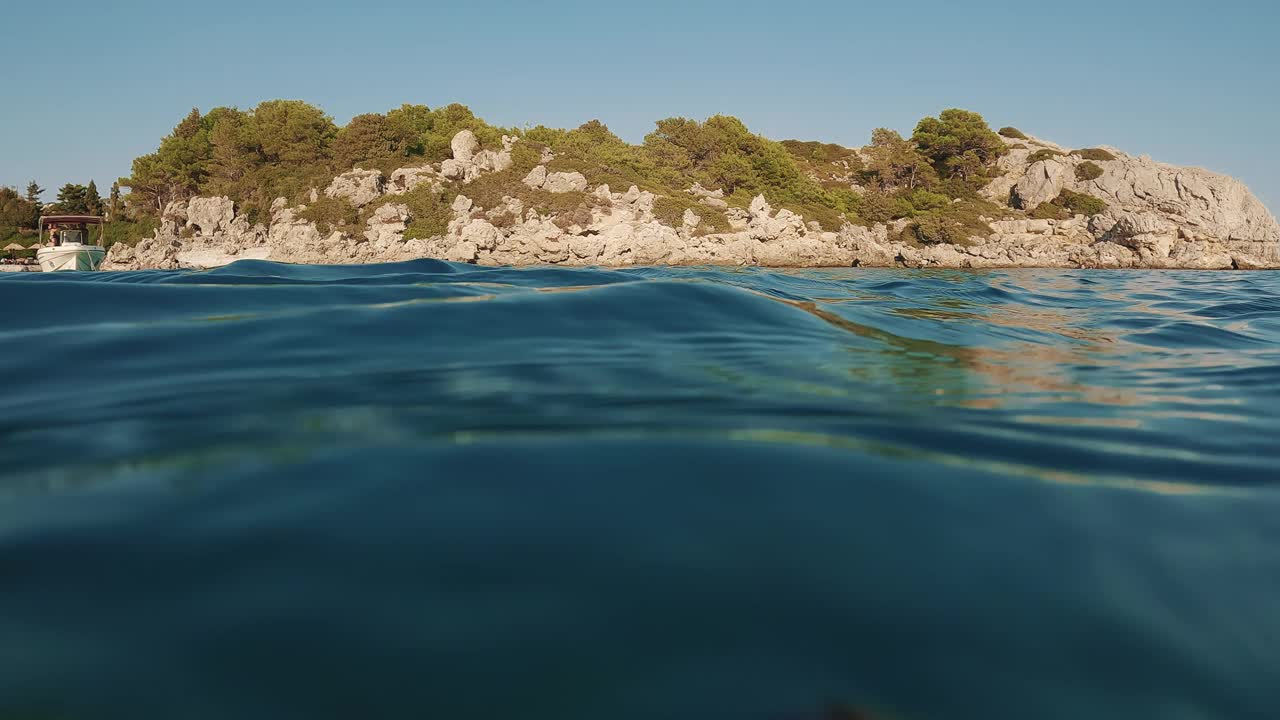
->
xmin=396 ymin=185 xmax=453 ymax=241
xmin=101 ymin=218 xmax=159 ymax=249
xmin=1075 ymin=162 xmax=1104 ymax=182
xmin=1029 ymin=203 xmax=1069 ymax=220
xmin=1027 ymin=149 xmax=1065 ymax=164
xmin=998 ymin=127 xmax=1028 ymax=139
xmin=652 ymin=195 xmax=730 ymax=234
xmin=904 ymin=189 xmax=951 ymax=214
xmin=780 ymin=140 xmax=865 ymax=189
xmin=1030 ymin=189 xmax=1108 ymax=219
xmin=856 ymin=190 xmax=899 ymax=224
xmin=509 ymin=140 xmax=545 ymax=174
xmin=1073 ymin=148 xmax=1117 ymax=162
xmin=907 ymin=199 xmax=1002 ymax=245
xmin=1057 ymin=189 xmax=1108 ymax=216
xmin=297 ymin=196 xmax=360 ymax=235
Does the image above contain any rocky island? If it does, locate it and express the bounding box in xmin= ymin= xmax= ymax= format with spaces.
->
xmin=83 ymin=102 xmax=1280 ymax=270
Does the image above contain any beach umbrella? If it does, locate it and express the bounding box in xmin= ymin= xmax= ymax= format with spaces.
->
xmin=3 ymin=243 xmax=25 ymax=251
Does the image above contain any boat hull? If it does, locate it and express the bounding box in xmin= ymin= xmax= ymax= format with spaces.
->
xmin=37 ymin=245 xmax=106 ymax=272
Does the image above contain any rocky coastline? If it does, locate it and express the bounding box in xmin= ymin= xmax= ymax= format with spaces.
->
xmin=105 ymin=130 xmax=1280 ymax=271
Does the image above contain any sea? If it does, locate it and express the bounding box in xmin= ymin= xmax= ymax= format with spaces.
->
xmin=1 ymin=260 xmax=1278 ymax=720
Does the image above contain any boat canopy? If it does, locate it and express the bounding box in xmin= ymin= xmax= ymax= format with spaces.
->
xmin=40 ymin=215 xmax=105 ymax=226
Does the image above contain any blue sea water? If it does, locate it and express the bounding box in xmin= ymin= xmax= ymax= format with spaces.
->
xmin=1 ymin=261 xmax=1278 ymax=720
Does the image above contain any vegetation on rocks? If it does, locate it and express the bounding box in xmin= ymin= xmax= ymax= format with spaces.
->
xmin=1075 ymin=162 xmax=1104 ymax=182
xmin=1073 ymin=148 xmax=1117 ymax=162
xmin=297 ymin=196 xmax=361 ymax=236
xmin=998 ymin=127 xmax=1028 ymax=139
xmin=906 ymin=197 xmax=1006 ymax=245
xmin=1030 ymin=189 xmax=1109 ymax=219
xmin=106 ymin=102 xmax=1118 ymax=253
xmin=911 ymin=109 xmax=1007 ymax=183
xmin=1027 ymin=149 xmax=1065 ymax=164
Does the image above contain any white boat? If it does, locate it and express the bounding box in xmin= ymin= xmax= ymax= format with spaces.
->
xmin=36 ymin=215 xmax=107 ymax=272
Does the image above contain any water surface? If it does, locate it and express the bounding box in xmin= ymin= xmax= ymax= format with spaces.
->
xmin=2 ymin=262 xmax=1278 ymax=719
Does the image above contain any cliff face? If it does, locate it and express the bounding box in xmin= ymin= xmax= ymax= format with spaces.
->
xmin=105 ymin=130 xmax=1280 ymax=271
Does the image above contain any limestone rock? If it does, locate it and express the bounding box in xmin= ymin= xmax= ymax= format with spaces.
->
xmin=459 ymin=220 xmax=502 ymax=251
xmin=325 ymin=169 xmax=385 ymax=208
xmin=543 ymin=171 xmax=588 ymax=194
xmin=440 ymin=131 xmax=513 ymax=184
xmin=523 ymin=165 xmax=548 ymax=189
xmin=1011 ymin=160 xmax=1067 ymax=209
xmin=158 ymin=199 xmax=189 ymax=235
xmin=364 ymin=203 xmax=412 ymax=245
xmin=185 ymin=196 xmax=235 ymax=235
xmin=388 ymin=166 xmax=441 ymax=195
xmin=1096 ymin=212 xmax=1177 ymax=263
xmin=682 ymin=208 xmax=701 ymax=231
xmin=451 ymin=130 xmax=479 ymax=163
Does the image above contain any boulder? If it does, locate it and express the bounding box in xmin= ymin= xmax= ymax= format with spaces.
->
xmin=543 ymin=171 xmax=588 ymax=194
xmin=1011 ymin=160 xmax=1067 ymax=209
xmin=1105 ymin=212 xmax=1178 ymax=261
xmin=364 ymin=203 xmax=412 ymax=245
xmin=451 ymin=130 xmax=479 ymax=163
xmin=681 ymin=208 xmax=701 ymax=236
xmin=158 ymin=199 xmax=189 ymax=235
xmin=523 ymin=165 xmax=548 ymax=189
xmin=459 ymin=220 xmax=502 ymax=251
xmin=388 ymin=166 xmax=441 ymax=195
xmin=186 ymin=196 xmax=235 ymax=235
xmin=325 ymin=169 xmax=385 ymax=208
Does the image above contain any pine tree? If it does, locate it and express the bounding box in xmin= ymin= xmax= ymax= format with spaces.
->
xmin=56 ymin=183 xmax=89 ymax=214
xmin=108 ymin=181 xmax=123 ymax=220
xmin=25 ymin=181 xmax=44 ymax=203
xmin=85 ymin=180 xmax=103 ymax=216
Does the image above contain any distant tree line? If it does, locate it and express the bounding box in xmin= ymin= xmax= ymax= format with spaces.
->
xmin=117 ymin=100 xmax=1013 ymax=243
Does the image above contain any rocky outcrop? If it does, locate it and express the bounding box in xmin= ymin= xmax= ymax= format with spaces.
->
xmin=1010 ymin=160 xmax=1067 ymax=210
xmin=522 ymin=165 xmax=588 ymax=193
xmin=103 ymin=128 xmax=1280 ymax=271
xmin=440 ymin=131 xmax=515 ymax=183
xmin=387 ymin=166 xmax=441 ymax=196
xmin=325 ymin=169 xmax=385 ymax=208
xmin=186 ymin=196 xmax=235 ymax=235
xmin=989 ymin=134 xmax=1280 ymax=246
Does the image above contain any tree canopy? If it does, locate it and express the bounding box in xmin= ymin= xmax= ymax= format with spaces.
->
xmin=911 ymin=109 xmax=1007 ymax=181
xmin=116 ymin=101 xmax=1014 ymax=234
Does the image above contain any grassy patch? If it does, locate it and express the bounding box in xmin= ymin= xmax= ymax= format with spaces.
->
xmin=998 ymin=127 xmax=1029 ymax=139
xmin=1073 ymin=148 xmax=1117 ymax=162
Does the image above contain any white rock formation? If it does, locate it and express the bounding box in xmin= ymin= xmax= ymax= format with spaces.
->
xmin=101 ymin=128 xmax=1280 ymax=271
xmin=186 ymin=196 xmax=235 ymax=235
xmin=325 ymin=169 xmax=386 ymax=208
xmin=1011 ymin=160 xmax=1067 ymax=210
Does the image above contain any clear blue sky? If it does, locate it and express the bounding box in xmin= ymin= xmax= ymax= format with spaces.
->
xmin=3 ymin=0 xmax=1277 ymax=213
